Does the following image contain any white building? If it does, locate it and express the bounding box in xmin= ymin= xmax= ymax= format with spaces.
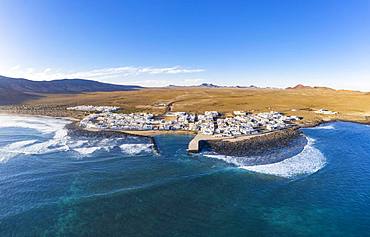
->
xmin=315 ymin=109 xmax=337 ymax=115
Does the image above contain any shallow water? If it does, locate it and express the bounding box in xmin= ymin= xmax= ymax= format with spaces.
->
xmin=0 ymin=115 xmax=370 ymax=236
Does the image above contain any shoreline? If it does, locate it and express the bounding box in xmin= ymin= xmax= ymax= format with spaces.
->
xmin=1 ymin=107 xmax=370 ymax=128
xmin=2 ymin=110 xmax=369 ymax=138
xmin=1 ymin=109 xmax=368 ymax=136
xmin=2 ymin=110 xmax=370 ymax=157
xmin=0 ymin=111 xmax=80 ymax=123
xmin=66 ymin=122 xmax=160 ymax=155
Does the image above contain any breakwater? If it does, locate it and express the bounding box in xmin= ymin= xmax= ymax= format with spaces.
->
xmin=203 ymin=128 xmax=302 ymax=156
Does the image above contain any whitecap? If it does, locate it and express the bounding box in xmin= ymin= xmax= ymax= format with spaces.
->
xmin=0 ymin=137 xmax=70 ymax=160
xmin=204 ymin=137 xmax=326 ymax=178
xmin=68 ymin=140 xmax=89 ymax=149
xmin=0 ymin=115 xmax=155 ymax=162
xmin=0 ymin=115 xmax=69 ymax=134
xmin=241 ymin=137 xmax=326 ymax=178
xmin=0 ymin=140 xmax=38 ymax=162
xmin=74 ymin=147 xmax=101 ymax=155
xmin=0 ymin=115 xmax=71 ymax=162
xmin=1 ymin=140 xmax=38 ymax=150
xmin=0 ymin=152 xmax=18 ymax=163
xmin=119 ymin=144 xmax=153 ymax=155
xmin=307 ymin=125 xmax=335 ymax=130
xmin=204 ymin=154 xmax=248 ymax=167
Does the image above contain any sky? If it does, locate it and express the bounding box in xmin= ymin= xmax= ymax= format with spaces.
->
xmin=0 ymin=0 xmax=369 ymax=90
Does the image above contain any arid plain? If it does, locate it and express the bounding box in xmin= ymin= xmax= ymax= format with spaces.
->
xmin=2 ymin=86 xmax=370 ymax=125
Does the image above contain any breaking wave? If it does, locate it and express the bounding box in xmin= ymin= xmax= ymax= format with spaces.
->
xmin=205 ymin=137 xmax=326 ymax=178
xmin=0 ymin=115 xmax=69 ymax=133
xmin=73 ymin=147 xmax=101 ymax=155
xmin=241 ymin=137 xmax=326 ymax=178
xmin=119 ymin=144 xmax=153 ymax=155
xmin=307 ymin=125 xmax=335 ymax=130
xmin=0 ymin=115 xmax=153 ymax=163
xmin=0 ymin=115 xmax=70 ymax=162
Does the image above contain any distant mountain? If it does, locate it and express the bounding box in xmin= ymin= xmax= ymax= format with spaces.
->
xmin=0 ymin=75 xmax=143 ymax=105
xmin=168 ymin=83 xmax=261 ymax=89
xmin=0 ymin=87 xmax=41 ymax=105
xmin=167 ymin=83 xmax=221 ymax=88
xmin=198 ymin=83 xmax=220 ymax=88
xmin=286 ymin=84 xmax=313 ymax=90
xmin=196 ymin=83 xmax=264 ymax=89
xmin=286 ymin=84 xmax=335 ymax=91
xmin=0 ymin=75 xmax=142 ymax=93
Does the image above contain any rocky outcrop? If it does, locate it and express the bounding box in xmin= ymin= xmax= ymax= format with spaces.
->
xmin=205 ymin=128 xmax=302 ymax=156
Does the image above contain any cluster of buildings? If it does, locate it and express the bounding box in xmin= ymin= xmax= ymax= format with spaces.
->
xmin=78 ymin=108 xmax=300 ymax=137
xmin=213 ymin=111 xmax=298 ymax=137
xmin=67 ymin=105 xmax=119 ymax=113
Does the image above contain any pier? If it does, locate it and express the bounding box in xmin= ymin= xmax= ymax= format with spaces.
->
xmin=188 ymin=133 xmax=220 ymax=153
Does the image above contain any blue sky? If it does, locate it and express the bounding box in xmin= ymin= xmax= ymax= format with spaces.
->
xmin=0 ymin=0 xmax=369 ymax=90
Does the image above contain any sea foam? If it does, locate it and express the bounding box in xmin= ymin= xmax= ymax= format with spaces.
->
xmin=241 ymin=137 xmax=326 ymax=178
xmin=0 ymin=128 xmax=71 ymax=161
xmin=0 ymin=115 xmax=69 ymax=134
xmin=74 ymin=147 xmax=101 ymax=155
xmin=205 ymin=137 xmax=326 ymax=178
xmin=119 ymin=144 xmax=153 ymax=155
xmin=307 ymin=125 xmax=335 ymax=130
xmin=0 ymin=115 xmax=154 ymax=162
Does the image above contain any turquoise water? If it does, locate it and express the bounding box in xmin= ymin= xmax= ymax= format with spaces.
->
xmin=0 ymin=115 xmax=370 ymax=236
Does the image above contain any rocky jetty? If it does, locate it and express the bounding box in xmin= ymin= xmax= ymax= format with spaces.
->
xmin=66 ymin=122 xmax=130 ymax=139
xmin=205 ymin=128 xmax=302 ymax=156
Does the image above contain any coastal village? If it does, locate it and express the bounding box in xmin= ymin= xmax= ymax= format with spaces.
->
xmin=68 ymin=105 xmax=301 ymax=138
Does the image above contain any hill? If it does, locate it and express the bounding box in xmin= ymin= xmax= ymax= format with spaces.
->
xmin=0 ymin=75 xmax=142 ymax=105
xmin=287 ymin=84 xmax=335 ymax=91
xmin=286 ymin=84 xmax=313 ymax=89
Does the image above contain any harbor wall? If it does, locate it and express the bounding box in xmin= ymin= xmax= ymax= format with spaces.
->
xmin=204 ymin=128 xmax=302 ymax=156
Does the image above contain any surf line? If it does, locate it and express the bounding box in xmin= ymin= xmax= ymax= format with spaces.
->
xmin=66 ymin=122 xmax=160 ymax=155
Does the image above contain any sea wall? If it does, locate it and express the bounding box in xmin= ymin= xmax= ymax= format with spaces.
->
xmin=205 ymin=128 xmax=302 ymax=156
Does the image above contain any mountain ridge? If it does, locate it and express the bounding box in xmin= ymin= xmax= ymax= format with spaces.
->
xmin=0 ymin=75 xmax=143 ymax=105
xmin=286 ymin=84 xmax=335 ymax=90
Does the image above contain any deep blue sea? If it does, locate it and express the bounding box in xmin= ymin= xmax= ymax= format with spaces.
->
xmin=0 ymin=114 xmax=370 ymax=237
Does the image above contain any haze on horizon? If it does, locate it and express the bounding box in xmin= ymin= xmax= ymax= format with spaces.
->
xmin=0 ymin=0 xmax=369 ymax=90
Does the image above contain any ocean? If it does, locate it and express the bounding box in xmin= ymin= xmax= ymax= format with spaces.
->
xmin=0 ymin=114 xmax=369 ymax=236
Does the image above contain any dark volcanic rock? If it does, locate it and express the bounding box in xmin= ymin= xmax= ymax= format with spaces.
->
xmin=206 ymin=128 xmax=302 ymax=157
